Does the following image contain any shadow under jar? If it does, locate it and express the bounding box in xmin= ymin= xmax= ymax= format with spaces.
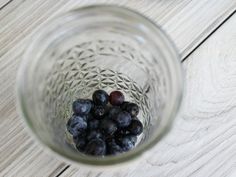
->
xmin=17 ymin=5 xmax=183 ymax=167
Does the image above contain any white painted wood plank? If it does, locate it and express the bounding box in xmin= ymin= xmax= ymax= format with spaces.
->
xmin=0 ymin=0 xmax=235 ymax=58
xmin=59 ymin=12 xmax=236 ymax=177
xmin=0 ymin=0 xmax=235 ymax=176
xmin=0 ymin=44 xmax=68 ymax=177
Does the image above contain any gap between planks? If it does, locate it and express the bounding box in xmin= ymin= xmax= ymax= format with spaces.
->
xmin=0 ymin=0 xmax=13 ymax=11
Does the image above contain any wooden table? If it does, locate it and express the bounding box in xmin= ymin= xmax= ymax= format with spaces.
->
xmin=0 ymin=0 xmax=236 ymax=176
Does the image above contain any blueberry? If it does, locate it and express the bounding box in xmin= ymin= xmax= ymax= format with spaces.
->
xmin=117 ymin=135 xmax=136 ymax=152
xmin=87 ymin=118 xmax=99 ymax=130
xmin=92 ymin=105 xmax=107 ymax=119
xmin=87 ymin=130 xmax=103 ymax=141
xmin=73 ymin=131 xmax=86 ymax=143
xmin=116 ymin=134 xmax=136 ymax=145
xmin=113 ymin=111 xmax=131 ymax=128
xmin=92 ymin=90 xmax=109 ymax=106
xmin=100 ymin=119 xmax=117 ymax=135
xmin=66 ymin=115 xmax=87 ymax=136
xmin=114 ymin=128 xmax=130 ymax=141
xmin=85 ymin=138 xmax=106 ymax=156
xmin=109 ymin=90 xmax=125 ymax=106
xmin=126 ymin=134 xmax=137 ymax=145
xmin=86 ymin=113 xmax=94 ymax=121
xmin=125 ymin=103 xmax=139 ymax=117
xmin=74 ymin=135 xmax=87 ymax=152
xmin=115 ymin=129 xmax=129 ymax=136
xmin=120 ymin=101 xmax=130 ymax=111
xmin=72 ymin=99 xmax=92 ymax=115
xmin=108 ymin=106 xmax=121 ymax=119
xmin=73 ymin=131 xmax=87 ymax=152
xmin=76 ymin=139 xmax=87 ymax=152
xmin=107 ymin=139 xmax=123 ymax=155
xmin=128 ymin=119 xmax=143 ymax=135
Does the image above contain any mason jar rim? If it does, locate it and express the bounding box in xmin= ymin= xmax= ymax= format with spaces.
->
xmin=16 ymin=4 xmax=183 ymax=167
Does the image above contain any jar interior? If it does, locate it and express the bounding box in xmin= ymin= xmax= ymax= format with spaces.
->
xmin=35 ymin=28 xmax=166 ymax=152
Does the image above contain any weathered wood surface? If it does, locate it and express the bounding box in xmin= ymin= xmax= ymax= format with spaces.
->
xmin=0 ymin=0 xmax=235 ymax=176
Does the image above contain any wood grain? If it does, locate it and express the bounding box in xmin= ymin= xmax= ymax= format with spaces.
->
xmin=0 ymin=0 xmax=235 ymax=58
xmin=0 ymin=44 xmax=68 ymax=177
xmin=0 ymin=0 xmax=235 ymax=176
xmin=0 ymin=0 xmax=12 ymax=10
xmin=60 ymin=13 xmax=236 ymax=177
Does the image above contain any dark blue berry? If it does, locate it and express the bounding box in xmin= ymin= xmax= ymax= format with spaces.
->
xmin=73 ymin=131 xmax=86 ymax=143
xmin=116 ymin=134 xmax=136 ymax=144
xmin=109 ymin=90 xmax=125 ymax=106
xmin=92 ymin=90 xmax=109 ymax=106
xmin=67 ymin=115 xmax=87 ymax=136
xmin=76 ymin=139 xmax=87 ymax=152
xmin=128 ymin=119 xmax=143 ymax=135
xmin=108 ymin=106 xmax=121 ymax=118
xmin=117 ymin=135 xmax=136 ymax=152
xmin=100 ymin=119 xmax=117 ymax=135
xmin=85 ymin=138 xmax=106 ymax=156
xmin=114 ymin=128 xmax=130 ymax=142
xmin=125 ymin=103 xmax=139 ymax=117
xmin=115 ymin=129 xmax=129 ymax=136
xmin=92 ymin=105 xmax=107 ymax=119
xmin=72 ymin=99 xmax=92 ymax=115
xmin=120 ymin=101 xmax=130 ymax=110
xmin=113 ymin=111 xmax=131 ymax=128
xmin=73 ymin=135 xmax=87 ymax=152
xmin=126 ymin=134 xmax=137 ymax=145
xmin=87 ymin=130 xmax=103 ymax=141
xmin=86 ymin=113 xmax=94 ymax=121
xmin=87 ymin=118 xmax=99 ymax=130
xmin=107 ymin=139 xmax=123 ymax=155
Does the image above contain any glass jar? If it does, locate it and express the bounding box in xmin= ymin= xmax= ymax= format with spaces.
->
xmin=17 ymin=5 xmax=183 ymax=167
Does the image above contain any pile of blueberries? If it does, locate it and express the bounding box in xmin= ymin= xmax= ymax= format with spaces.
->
xmin=66 ymin=90 xmax=143 ymax=156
